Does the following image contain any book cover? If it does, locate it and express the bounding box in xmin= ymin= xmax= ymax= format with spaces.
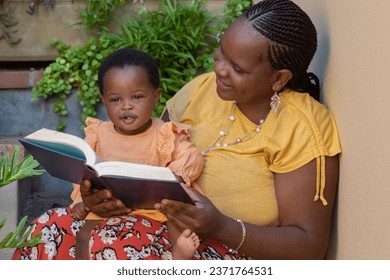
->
xmin=19 ymin=131 xmax=194 ymax=208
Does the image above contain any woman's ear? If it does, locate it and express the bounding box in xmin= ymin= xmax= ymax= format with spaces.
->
xmin=272 ymin=69 xmax=293 ymax=92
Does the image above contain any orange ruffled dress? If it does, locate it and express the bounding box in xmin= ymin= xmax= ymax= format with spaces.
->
xmin=70 ymin=117 xmax=204 ymax=222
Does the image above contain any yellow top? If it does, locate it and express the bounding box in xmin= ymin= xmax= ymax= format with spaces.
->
xmin=70 ymin=117 xmax=204 ymax=222
xmin=166 ymin=72 xmax=342 ymax=226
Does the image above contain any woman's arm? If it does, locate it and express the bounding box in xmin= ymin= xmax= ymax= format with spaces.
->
xmin=237 ymin=156 xmax=339 ymax=259
xmin=156 ymin=155 xmax=339 ymax=259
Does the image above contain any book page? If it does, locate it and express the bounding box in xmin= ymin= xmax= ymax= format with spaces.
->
xmin=25 ymin=128 xmax=99 ymax=166
xmin=94 ymin=161 xmax=178 ymax=182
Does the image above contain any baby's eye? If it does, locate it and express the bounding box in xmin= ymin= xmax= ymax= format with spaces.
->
xmin=132 ymin=95 xmax=143 ymax=101
xmin=110 ymin=97 xmax=120 ymax=102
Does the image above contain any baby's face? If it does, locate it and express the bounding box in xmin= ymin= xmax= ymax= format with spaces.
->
xmin=101 ymin=66 xmax=160 ymax=136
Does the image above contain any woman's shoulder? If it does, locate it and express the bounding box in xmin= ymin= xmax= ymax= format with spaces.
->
xmin=278 ymin=90 xmax=340 ymax=148
xmin=276 ymin=89 xmax=341 ymax=154
xmin=281 ymin=90 xmax=334 ymax=125
xmin=166 ymin=72 xmax=216 ymax=122
xmin=267 ymin=90 xmax=342 ymax=173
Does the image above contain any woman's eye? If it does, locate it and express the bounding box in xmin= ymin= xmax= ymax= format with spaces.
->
xmin=233 ymin=64 xmax=245 ymax=74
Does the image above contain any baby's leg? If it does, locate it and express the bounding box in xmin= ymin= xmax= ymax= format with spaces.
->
xmin=172 ymin=228 xmax=200 ymax=260
xmin=75 ymin=220 xmax=100 ymax=260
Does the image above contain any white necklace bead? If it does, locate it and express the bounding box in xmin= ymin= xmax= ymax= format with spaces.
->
xmin=201 ymin=103 xmax=269 ymax=155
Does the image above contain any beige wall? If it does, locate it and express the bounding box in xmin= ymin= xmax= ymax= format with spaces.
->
xmin=291 ymin=0 xmax=390 ymax=259
xmin=0 ymin=1 xmax=86 ymax=61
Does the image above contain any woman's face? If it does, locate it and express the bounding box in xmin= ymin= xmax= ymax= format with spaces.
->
xmin=101 ymin=66 xmax=160 ymax=135
xmin=213 ymin=18 xmax=278 ymax=107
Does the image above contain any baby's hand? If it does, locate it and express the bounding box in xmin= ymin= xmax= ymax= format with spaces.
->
xmin=71 ymin=202 xmax=89 ymax=220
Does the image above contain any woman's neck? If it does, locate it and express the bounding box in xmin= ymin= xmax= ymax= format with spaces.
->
xmin=235 ymin=101 xmax=271 ymax=124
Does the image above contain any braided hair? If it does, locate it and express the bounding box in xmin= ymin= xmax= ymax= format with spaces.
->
xmin=244 ymin=0 xmax=320 ymax=101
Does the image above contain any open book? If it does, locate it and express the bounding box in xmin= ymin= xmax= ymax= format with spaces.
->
xmin=19 ymin=128 xmax=194 ymax=208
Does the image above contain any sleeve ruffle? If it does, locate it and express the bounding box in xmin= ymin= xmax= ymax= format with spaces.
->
xmin=157 ymin=121 xmax=204 ymax=186
xmin=70 ymin=117 xmax=100 ymax=209
xmin=84 ymin=117 xmax=102 ymax=151
xmin=69 ymin=183 xmax=82 ymax=208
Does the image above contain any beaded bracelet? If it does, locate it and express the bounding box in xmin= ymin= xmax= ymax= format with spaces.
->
xmin=228 ymin=219 xmax=247 ymax=253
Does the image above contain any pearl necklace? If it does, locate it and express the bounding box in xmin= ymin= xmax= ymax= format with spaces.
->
xmin=201 ymin=102 xmax=268 ymax=155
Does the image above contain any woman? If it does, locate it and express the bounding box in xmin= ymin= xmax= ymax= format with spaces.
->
xmin=13 ymin=0 xmax=341 ymax=260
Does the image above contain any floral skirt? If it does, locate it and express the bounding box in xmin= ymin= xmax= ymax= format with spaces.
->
xmin=12 ymin=207 xmax=249 ymax=260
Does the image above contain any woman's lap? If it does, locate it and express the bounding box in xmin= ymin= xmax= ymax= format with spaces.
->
xmin=12 ymin=207 xmax=249 ymax=260
xmin=89 ymin=215 xmax=173 ymax=260
xmin=12 ymin=207 xmax=83 ymax=260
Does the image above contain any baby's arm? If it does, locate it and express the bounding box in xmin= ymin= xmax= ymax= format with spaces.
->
xmin=70 ymin=182 xmax=89 ymax=220
xmin=166 ymin=122 xmax=204 ymax=187
xmin=72 ymin=202 xmax=89 ymax=220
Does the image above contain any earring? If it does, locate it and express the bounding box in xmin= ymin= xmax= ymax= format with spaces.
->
xmin=270 ymin=92 xmax=281 ymax=117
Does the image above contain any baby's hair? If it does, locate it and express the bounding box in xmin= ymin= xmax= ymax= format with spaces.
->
xmin=244 ymin=0 xmax=320 ymax=101
xmin=98 ymin=48 xmax=160 ymax=95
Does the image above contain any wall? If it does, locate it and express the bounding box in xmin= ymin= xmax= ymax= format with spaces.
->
xmin=0 ymin=1 xmax=86 ymax=61
xmin=0 ymin=0 xmax=226 ymax=61
xmin=292 ymin=0 xmax=390 ymax=259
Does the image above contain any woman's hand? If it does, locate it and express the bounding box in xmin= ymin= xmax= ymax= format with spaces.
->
xmin=155 ymin=185 xmax=226 ymax=240
xmin=80 ymin=180 xmax=132 ymax=218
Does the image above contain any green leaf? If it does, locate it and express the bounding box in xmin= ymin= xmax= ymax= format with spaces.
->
xmin=0 ymin=216 xmax=44 ymax=249
xmin=0 ymin=147 xmax=45 ymax=188
xmin=0 ymin=219 xmax=5 ymax=231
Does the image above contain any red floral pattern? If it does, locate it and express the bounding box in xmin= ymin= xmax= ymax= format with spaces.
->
xmin=12 ymin=207 xmax=250 ymax=260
